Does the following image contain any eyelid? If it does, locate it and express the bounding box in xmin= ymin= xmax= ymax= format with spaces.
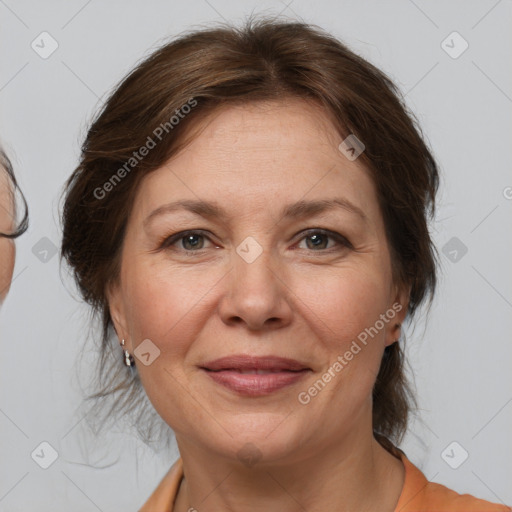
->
xmin=158 ymin=229 xmax=218 ymax=250
xmin=293 ymin=228 xmax=353 ymax=250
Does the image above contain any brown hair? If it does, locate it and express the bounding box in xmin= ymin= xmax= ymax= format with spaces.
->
xmin=61 ymin=16 xmax=439 ymax=448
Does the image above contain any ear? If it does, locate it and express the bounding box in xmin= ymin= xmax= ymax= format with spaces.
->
xmin=384 ymin=282 xmax=410 ymax=347
xmin=105 ymin=280 xmax=130 ymax=350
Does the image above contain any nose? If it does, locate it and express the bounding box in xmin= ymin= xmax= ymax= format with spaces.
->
xmin=217 ymin=243 xmax=293 ymax=332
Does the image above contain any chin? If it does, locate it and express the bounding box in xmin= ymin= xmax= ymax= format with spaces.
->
xmin=203 ymin=412 xmax=311 ymax=466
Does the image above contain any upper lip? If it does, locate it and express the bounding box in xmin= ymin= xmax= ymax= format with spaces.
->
xmin=200 ymin=355 xmax=310 ymax=372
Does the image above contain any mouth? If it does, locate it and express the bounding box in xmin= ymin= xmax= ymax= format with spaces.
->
xmin=200 ymin=355 xmax=312 ymax=396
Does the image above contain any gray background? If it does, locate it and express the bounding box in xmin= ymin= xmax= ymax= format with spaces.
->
xmin=1 ymin=0 xmax=511 ymax=510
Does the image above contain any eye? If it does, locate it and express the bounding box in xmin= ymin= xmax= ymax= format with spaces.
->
xmin=158 ymin=228 xmax=352 ymax=254
xmin=159 ymin=230 xmax=216 ymax=252
xmin=295 ymin=229 xmax=352 ymax=252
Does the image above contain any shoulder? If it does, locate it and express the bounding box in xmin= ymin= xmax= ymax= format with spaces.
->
xmin=139 ymin=452 xmax=511 ymax=512
xmin=396 ymin=451 xmax=511 ymax=512
xmin=139 ymin=458 xmax=183 ymax=512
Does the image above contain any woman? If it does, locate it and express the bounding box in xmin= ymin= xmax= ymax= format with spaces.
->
xmin=0 ymin=147 xmax=28 ymax=304
xmin=61 ymin=18 xmax=510 ymax=512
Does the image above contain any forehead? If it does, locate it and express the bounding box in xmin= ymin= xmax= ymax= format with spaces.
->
xmin=175 ymin=98 xmax=344 ymax=169
xmin=132 ymin=98 xmax=380 ymax=223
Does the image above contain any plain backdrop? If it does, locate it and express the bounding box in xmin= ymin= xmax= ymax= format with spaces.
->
xmin=1 ymin=1 xmax=511 ymax=510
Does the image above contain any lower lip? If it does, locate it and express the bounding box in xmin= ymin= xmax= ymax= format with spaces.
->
xmin=202 ymin=369 xmax=310 ymax=396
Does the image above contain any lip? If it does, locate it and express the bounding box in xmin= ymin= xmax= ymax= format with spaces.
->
xmin=200 ymin=355 xmax=311 ymax=396
xmin=202 ymin=355 xmax=310 ymax=372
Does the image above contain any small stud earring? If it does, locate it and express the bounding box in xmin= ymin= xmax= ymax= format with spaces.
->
xmin=121 ymin=339 xmax=135 ymax=367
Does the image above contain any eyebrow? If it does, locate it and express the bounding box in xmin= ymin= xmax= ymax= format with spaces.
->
xmin=144 ymin=197 xmax=368 ymax=228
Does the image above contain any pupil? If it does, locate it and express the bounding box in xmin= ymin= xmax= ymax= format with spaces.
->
xmin=185 ymin=235 xmax=201 ymax=249
xmin=309 ymin=234 xmax=326 ymax=249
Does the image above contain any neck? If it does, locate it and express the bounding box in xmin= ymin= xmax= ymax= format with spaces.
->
xmin=173 ymin=427 xmax=405 ymax=512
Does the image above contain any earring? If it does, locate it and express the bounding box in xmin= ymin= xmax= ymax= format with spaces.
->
xmin=121 ymin=339 xmax=135 ymax=367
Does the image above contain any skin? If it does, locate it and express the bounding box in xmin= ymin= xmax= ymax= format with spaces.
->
xmin=0 ymin=169 xmax=15 ymax=304
xmin=108 ymin=98 xmax=410 ymax=512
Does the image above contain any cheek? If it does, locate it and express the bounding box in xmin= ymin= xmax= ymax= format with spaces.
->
xmin=120 ymin=261 xmax=220 ymax=431
xmin=295 ymin=264 xmax=391 ymax=346
xmin=122 ymin=259 xmax=225 ymax=356
xmin=0 ymin=240 xmax=15 ymax=301
xmin=294 ymin=266 xmax=391 ymax=404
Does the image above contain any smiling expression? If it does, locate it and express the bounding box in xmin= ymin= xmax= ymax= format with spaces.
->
xmin=107 ymin=97 xmax=408 ymax=463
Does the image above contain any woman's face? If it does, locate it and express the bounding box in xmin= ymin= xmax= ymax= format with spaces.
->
xmin=108 ymin=98 xmax=408 ymax=463
xmin=0 ymin=170 xmax=15 ymax=304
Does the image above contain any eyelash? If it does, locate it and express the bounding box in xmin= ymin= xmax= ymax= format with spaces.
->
xmin=158 ymin=229 xmax=353 ymax=254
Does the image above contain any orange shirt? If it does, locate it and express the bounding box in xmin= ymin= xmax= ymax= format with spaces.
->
xmin=140 ymin=451 xmax=511 ymax=512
